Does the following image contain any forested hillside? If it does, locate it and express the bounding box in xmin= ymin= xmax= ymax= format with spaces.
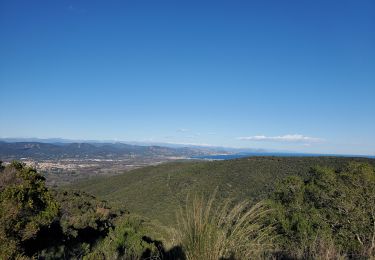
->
xmin=71 ymin=156 xmax=375 ymax=225
xmin=1 ymin=157 xmax=374 ymax=259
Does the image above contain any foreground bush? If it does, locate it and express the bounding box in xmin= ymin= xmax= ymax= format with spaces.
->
xmin=85 ymin=216 xmax=161 ymax=260
xmin=270 ymin=162 xmax=375 ymax=258
xmin=0 ymin=161 xmax=59 ymax=258
xmin=175 ymin=190 xmax=274 ymax=260
xmin=38 ymin=190 xmax=121 ymax=258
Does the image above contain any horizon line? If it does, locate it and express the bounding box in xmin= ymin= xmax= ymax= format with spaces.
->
xmin=1 ymin=136 xmax=374 ymax=157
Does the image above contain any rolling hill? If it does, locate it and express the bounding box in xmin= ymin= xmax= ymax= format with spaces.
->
xmin=70 ymin=156 xmax=375 ymax=225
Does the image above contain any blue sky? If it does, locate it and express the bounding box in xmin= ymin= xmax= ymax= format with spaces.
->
xmin=0 ymin=0 xmax=374 ymax=155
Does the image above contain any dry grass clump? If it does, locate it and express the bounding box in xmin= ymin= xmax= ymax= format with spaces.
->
xmin=175 ymin=190 xmax=274 ymax=260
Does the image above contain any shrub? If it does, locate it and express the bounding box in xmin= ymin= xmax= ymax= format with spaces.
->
xmin=85 ymin=215 xmax=161 ymax=260
xmin=270 ymin=162 xmax=375 ymax=258
xmin=0 ymin=161 xmax=59 ymax=258
xmin=175 ymin=189 xmax=274 ymax=260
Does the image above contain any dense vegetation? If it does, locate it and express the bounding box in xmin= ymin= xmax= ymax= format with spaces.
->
xmin=270 ymin=162 xmax=375 ymax=258
xmin=1 ymin=157 xmax=374 ymax=259
xmin=0 ymin=161 xmax=163 ymax=259
xmin=71 ymin=156 xmax=375 ymax=225
xmin=0 ymin=161 xmax=59 ymax=258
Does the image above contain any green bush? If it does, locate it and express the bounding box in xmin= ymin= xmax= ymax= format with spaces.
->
xmin=270 ymin=162 xmax=375 ymax=258
xmin=37 ymin=189 xmax=122 ymax=258
xmin=0 ymin=161 xmax=59 ymax=258
xmin=85 ymin=215 xmax=160 ymax=260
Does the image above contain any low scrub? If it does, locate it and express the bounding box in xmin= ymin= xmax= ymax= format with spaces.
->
xmin=269 ymin=162 xmax=375 ymax=259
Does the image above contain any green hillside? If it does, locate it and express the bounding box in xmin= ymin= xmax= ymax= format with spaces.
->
xmin=70 ymin=156 xmax=375 ymax=225
xmin=2 ymin=158 xmax=374 ymax=258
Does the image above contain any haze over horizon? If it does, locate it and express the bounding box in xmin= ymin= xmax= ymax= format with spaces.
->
xmin=1 ymin=0 xmax=374 ymax=155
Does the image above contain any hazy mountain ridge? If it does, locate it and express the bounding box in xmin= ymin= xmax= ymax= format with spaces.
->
xmin=0 ymin=137 xmax=270 ymax=154
xmin=0 ymin=141 xmax=227 ymax=160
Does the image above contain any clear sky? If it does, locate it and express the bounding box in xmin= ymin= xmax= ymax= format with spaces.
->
xmin=0 ymin=0 xmax=374 ymax=155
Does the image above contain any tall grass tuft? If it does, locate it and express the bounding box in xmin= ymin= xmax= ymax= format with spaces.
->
xmin=175 ymin=190 xmax=274 ymax=260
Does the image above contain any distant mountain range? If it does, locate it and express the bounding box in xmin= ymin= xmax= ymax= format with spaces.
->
xmin=0 ymin=137 xmax=268 ymax=160
xmin=0 ymin=140 xmax=230 ymax=160
xmin=0 ymin=137 xmax=266 ymax=152
xmin=1 ymin=138 xmax=373 ymax=160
